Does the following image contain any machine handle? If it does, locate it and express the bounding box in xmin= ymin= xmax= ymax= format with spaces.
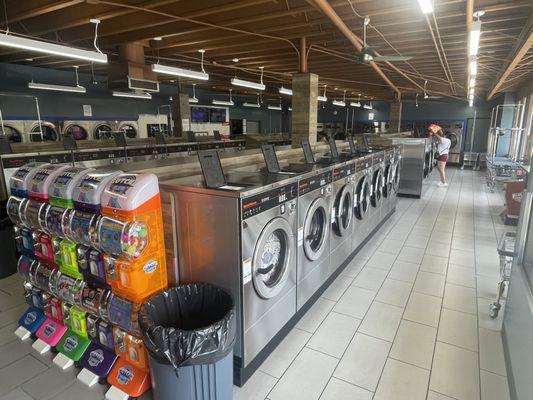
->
xmin=256 ymin=264 xmax=275 ymax=275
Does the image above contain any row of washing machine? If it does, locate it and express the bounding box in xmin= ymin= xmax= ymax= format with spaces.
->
xmin=158 ymin=143 xmax=401 ymax=385
xmin=0 ymin=114 xmax=170 ymax=143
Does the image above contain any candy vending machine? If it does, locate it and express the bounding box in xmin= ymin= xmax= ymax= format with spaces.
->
xmin=96 ymin=173 xmax=167 ymax=400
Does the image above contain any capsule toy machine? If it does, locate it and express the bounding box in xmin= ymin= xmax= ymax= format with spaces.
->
xmin=98 ymin=173 xmax=167 ymax=400
xmin=63 ymin=170 xmax=122 ymax=281
xmin=45 ymin=166 xmax=93 ymax=276
xmin=77 ymin=287 xmax=120 ymax=387
xmin=25 ymin=163 xmax=70 ymax=266
xmin=6 ymin=162 xmax=46 ymax=258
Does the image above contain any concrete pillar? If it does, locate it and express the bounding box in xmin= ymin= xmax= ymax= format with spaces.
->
xmin=291 ymin=73 xmax=318 ymax=146
xmin=389 ymin=102 xmax=402 ymax=133
xmin=171 ymin=92 xmax=191 ymax=137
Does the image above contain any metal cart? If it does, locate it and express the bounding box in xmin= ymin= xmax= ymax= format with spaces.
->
xmin=489 ymin=231 xmax=516 ymax=318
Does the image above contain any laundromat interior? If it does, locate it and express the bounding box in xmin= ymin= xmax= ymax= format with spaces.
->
xmin=0 ymin=1 xmax=532 ymax=400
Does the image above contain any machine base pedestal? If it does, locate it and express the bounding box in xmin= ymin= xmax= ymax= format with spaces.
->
xmin=105 ymin=386 xmax=129 ymax=400
xmin=53 ymin=352 xmax=74 ymax=370
xmin=14 ymin=326 xmax=31 ymax=341
xmin=77 ymin=368 xmax=100 ymax=387
xmin=32 ymin=338 xmax=51 ymax=354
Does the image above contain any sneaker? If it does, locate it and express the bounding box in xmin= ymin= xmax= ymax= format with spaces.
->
xmin=437 ymin=182 xmax=448 ymax=187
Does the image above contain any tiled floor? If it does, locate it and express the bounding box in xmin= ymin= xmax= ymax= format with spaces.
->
xmin=0 ymin=168 xmax=511 ymax=400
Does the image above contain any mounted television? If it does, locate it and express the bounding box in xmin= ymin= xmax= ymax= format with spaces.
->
xmin=191 ymin=107 xmax=209 ymax=123
xmin=210 ymin=108 xmax=227 ymax=123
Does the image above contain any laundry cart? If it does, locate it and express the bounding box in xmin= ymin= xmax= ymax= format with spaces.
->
xmin=489 ymin=231 xmax=516 ymax=318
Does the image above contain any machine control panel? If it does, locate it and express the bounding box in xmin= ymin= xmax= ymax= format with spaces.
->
xmin=372 ymin=152 xmax=385 ymax=165
xmin=355 ymin=156 xmax=372 ymax=172
xmin=332 ymin=164 xmax=355 ymax=182
xmin=241 ymin=182 xmax=298 ymax=219
xmin=298 ymin=170 xmax=332 ymax=196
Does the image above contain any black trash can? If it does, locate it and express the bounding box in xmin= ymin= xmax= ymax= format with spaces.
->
xmin=0 ymin=215 xmax=17 ymax=279
xmin=139 ymin=283 xmax=236 ymax=400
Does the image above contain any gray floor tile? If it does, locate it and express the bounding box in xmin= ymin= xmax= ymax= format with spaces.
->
xmin=365 ymin=251 xmax=397 ymax=271
xmin=390 ymin=320 xmax=437 ymax=369
xmin=404 ymin=291 xmax=442 ymax=327
xmin=53 ymin=381 xmax=107 ymax=400
xmin=479 ymin=327 xmax=507 ymax=376
xmin=413 ymin=271 xmax=446 ymax=297
xmin=358 ymin=301 xmax=403 ymax=342
xmin=296 ymin=297 xmax=336 ymax=333
xmin=438 ymin=308 xmax=478 ymax=352
xmin=375 ymin=279 xmax=412 ymax=307
xmin=480 ymin=370 xmax=510 ymax=400
xmin=22 ymin=365 xmax=77 ymax=400
xmin=443 ymin=283 xmax=478 ymax=315
xmin=373 ymin=358 xmax=430 ymax=400
xmin=319 ymin=377 xmax=373 ymax=400
xmin=388 ymin=260 xmax=419 ymax=283
xmin=333 ymin=286 xmax=375 ymax=319
xmin=420 ymin=254 xmax=449 ymax=275
xmin=352 ymin=267 xmax=388 ymax=291
xmin=234 ymin=370 xmax=278 ymax=400
xmin=0 ymin=356 xmax=48 ymax=397
xmin=321 ymin=275 xmax=353 ymax=302
xmin=0 ymin=388 xmax=33 ymax=400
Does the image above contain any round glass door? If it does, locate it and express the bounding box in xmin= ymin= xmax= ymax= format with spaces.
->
xmin=303 ymin=197 xmax=330 ymax=261
xmin=30 ymin=124 xmax=58 ymax=142
xmin=383 ymin=164 xmax=392 ymax=198
xmin=0 ymin=126 xmax=22 ymax=142
xmin=355 ymin=176 xmax=370 ymax=220
xmin=94 ymin=124 xmax=113 ymax=140
xmin=252 ymin=217 xmax=294 ymax=299
xmin=392 ymin=162 xmax=400 ymax=192
xmin=120 ymin=125 xmax=137 ymax=139
xmin=371 ymin=169 xmax=383 ymax=207
xmin=333 ymin=185 xmax=353 ymax=237
xmin=64 ymin=125 xmax=88 ymax=140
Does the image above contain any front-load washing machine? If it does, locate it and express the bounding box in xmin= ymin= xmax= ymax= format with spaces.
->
xmin=330 ymin=160 xmax=355 ymax=277
xmin=297 ymin=167 xmax=333 ymax=310
xmin=382 ymin=147 xmax=395 ymax=215
xmin=62 ymin=121 xmax=91 ymax=140
xmin=353 ymin=155 xmax=372 ymax=251
xmin=369 ymin=150 xmax=385 ymax=233
xmin=390 ymin=145 xmax=402 ymax=209
xmin=159 ymin=170 xmax=298 ymax=386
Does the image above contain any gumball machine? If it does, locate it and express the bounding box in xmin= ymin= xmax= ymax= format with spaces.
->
xmin=63 ymin=170 xmax=121 ymax=281
xmin=97 ymin=173 xmax=167 ymax=303
xmin=54 ymin=304 xmax=91 ymax=370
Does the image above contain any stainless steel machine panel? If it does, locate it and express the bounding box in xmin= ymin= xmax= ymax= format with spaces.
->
xmin=330 ymin=161 xmax=355 ymax=277
xmin=369 ymin=151 xmax=385 ymax=233
xmin=297 ymin=168 xmax=333 ymax=310
xmin=391 ymin=138 xmax=429 ymax=198
xmin=353 ymin=156 xmax=372 ymax=251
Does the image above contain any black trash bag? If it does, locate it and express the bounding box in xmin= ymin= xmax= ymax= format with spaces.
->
xmin=139 ymin=283 xmax=235 ymax=372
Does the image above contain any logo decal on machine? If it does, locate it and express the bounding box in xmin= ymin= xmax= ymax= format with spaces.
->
xmin=64 ymin=335 xmax=79 ymax=352
xmin=143 ymin=260 xmax=158 ymax=274
xmin=24 ymin=312 xmax=37 ymax=326
xmin=117 ymin=366 xmax=134 ymax=385
xmin=88 ymin=349 xmax=105 ymax=367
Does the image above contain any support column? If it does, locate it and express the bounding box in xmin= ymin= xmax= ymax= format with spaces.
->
xmin=171 ymin=92 xmax=191 ymax=137
xmin=291 ymin=73 xmax=319 ymax=146
xmin=389 ymin=102 xmax=402 ymax=133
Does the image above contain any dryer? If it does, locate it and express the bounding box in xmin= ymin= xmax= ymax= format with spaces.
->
xmin=118 ymin=121 xmax=139 ymax=139
xmin=296 ymin=167 xmax=333 ymax=310
xmin=159 ymin=170 xmax=298 ymax=386
xmin=62 ymin=121 xmax=90 ymax=140
xmin=92 ymin=122 xmax=116 ymax=140
xmin=27 ymin=120 xmax=60 ymax=142
xmin=330 ymin=160 xmax=355 ymax=277
xmin=0 ymin=122 xmax=23 ymax=142
xmin=352 ymin=155 xmax=372 ymax=251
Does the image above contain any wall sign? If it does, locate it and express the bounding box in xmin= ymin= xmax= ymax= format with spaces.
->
xmin=83 ymin=105 xmax=92 ymax=117
xmin=368 ymin=112 xmax=374 ymax=120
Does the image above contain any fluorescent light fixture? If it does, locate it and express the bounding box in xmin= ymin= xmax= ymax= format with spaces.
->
xmin=231 ymin=77 xmax=265 ymax=91
xmin=288 ymin=107 xmax=292 ymax=111
xmin=417 ymin=0 xmax=434 ymax=14
xmin=212 ymin=100 xmax=234 ymax=106
xmin=332 ymin=100 xmax=346 ymax=107
xmin=469 ymin=60 xmax=477 ymax=76
xmin=28 ymin=82 xmax=86 ymax=93
xmin=363 ymin=103 xmax=372 ymax=110
xmin=112 ymin=91 xmax=152 ymax=99
xmin=0 ymin=32 xmax=107 ymax=63
xmin=268 ymin=104 xmax=282 ymax=110
xmin=279 ymin=86 xmax=293 ymax=95
xmin=189 ymin=97 xmax=199 ymax=103
xmin=350 ymin=101 xmax=361 ymax=107
xmin=469 ymin=20 xmax=482 ymax=57
xmin=151 ymin=63 xmax=209 ymax=80
xmin=189 ymin=83 xmax=199 ymax=103
xmin=317 ymin=95 xmax=328 ymax=102
xmin=469 ymin=78 xmax=476 ymax=88
xmin=243 ymin=102 xmax=260 ymax=108
xmin=469 ymin=87 xmax=475 ymax=95
xmin=469 ymin=99 xmax=474 ymax=107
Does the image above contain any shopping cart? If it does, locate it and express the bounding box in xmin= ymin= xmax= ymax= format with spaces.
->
xmin=486 ymin=157 xmax=526 ymax=193
xmin=489 ymin=231 xmax=516 ymax=319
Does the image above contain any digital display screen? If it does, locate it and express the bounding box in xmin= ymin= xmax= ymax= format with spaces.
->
xmin=209 ymin=108 xmax=226 ymax=123
xmin=191 ymin=107 xmax=209 ymax=123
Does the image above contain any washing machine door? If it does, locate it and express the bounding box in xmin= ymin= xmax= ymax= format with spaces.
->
xmin=30 ymin=122 xmax=58 ymax=142
xmin=445 ymin=132 xmax=459 ymax=150
xmin=355 ymin=175 xmax=370 ymax=220
xmin=93 ymin=124 xmax=113 ymax=140
xmin=64 ymin=124 xmax=88 ymax=140
xmin=392 ymin=162 xmax=401 ymax=193
xmin=303 ymin=197 xmax=330 ymax=261
xmin=371 ymin=168 xmax=384 ymax=207
xmin=383 ymin=163 xmax=392 ymax=198
xmin=333 ymin=184 xmax=353 ymax=237
xmin=252 ymin=217 xmax=294 ymax=299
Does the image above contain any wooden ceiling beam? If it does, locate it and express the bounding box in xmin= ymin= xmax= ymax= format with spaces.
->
xmin=1 ymin=0 xmax=83 ymax=26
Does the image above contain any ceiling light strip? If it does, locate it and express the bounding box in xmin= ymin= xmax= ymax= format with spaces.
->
xmin=151 ymin=63 xmax=209 ymax=80
xmin=112 ymin=91 xmax=152 ymax=99
xmin=28 ymin=82 xmax=86 ymax=93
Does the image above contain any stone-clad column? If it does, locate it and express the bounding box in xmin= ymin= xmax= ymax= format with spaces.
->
xmin=389 ymin=101 xmax=402 ymax=133
xmin=291 ymin=73 xmax=319 ymax=146
xmin=171 ymin=93 xmax=191 ymax=137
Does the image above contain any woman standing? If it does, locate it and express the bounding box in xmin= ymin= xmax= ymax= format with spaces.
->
xmin=429 ymin=124 xmax=451 ymax=187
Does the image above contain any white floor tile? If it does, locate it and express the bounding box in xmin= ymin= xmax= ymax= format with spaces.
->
xmin=352 ymin=267 xmax=388 ymax=291
xmin=366 ymin=251 xmax=397 ymax=271
xmin=358 ymin=301 xmax=403 ymax=342
xmin=234 ymin=371 xmax=278 ymax=400
xmin=438 ymin=308 xmax=478 ymax=352
xmin=333 ymin=333 xmax=391 ymax=391
xmin=296 ymin=297 xmax=336 ymax=333
xmin=443 ymin=283 xmax=478 ymax=315
xmin=420 ymin=254 xmax=449 ymax=275
xmin=322 ymin=274 xmax=353 ymax=302
xmin=319 ymin=377 xmax=373 ymax=400
xmin=373 ymin=358 xmax=429 ymax=400
xmin=427 ymin=390 xmax=459 ymax=399
xmin=378 ymin=239 xmax=404 ymax=254
xmin=375 ymin=279 xmax=412 ymax=307
xmin=479 ymin=327 xmax=507 ymax=376
xmin=269 ymin=348 xmax=338 ymax=400
xmin=426 ymin=242 xmax=451 ymax=258
xmin=333 ymin=286 xmax=376 ymax=319
xmin=447 ymin=264 xmax=476 ymax=288
xmin=307 ymin=312 xmax=361 ymax=358
xmin=404 ymin=291 xmax=442 ymax=327
xmin=449 ymin=249 xmax=476 ymax=268
xmin=397 ymin=246 xmax=425 ymax=264
xmin=390 ymin=320 xmax=437 ymax=369
xmin=476 ymin=275 xmax=498 ymax=300
xmin=430 ymin=342 xmax=480 ymax=400
xmin=405 ymin=234 xmax=430 ymax=249
xmin=259 ymin=328 xmax=312 ymax=378
xmin=388 ymin=260 xmax=420 ymax=283
xmin=413 ymin=271 xmax=446 ymax=297
xmin=480 ymin=370 xmax=510 ymax=400
xmin=342 ymin=257 xmax=367 ymax=278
